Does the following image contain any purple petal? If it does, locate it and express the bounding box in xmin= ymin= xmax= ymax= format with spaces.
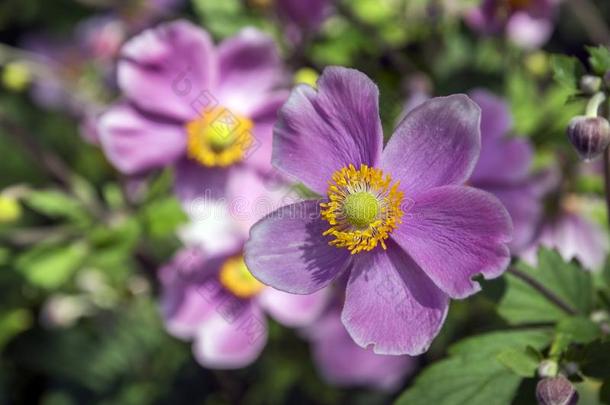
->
xmin=393 ymin=185 xmax=512 ymax=299
xmin=173 ymin=158 xmax=231 ymax=204
xmin=193 ymin=299 xmax=267 ymax=369
xmin=307 ymin=305 xmax=415 ymax=390
xmin=481 ymin=183 xmax=542 ymax=254
xmin=98 ymin=103 xmax=186 ymax=175
xmin=273 ymin=67 xmax=383 ymax=194
xmin=276 ymin=0 xmax=332 ymax=32
xmin=381 ymin=95 xmax=481 ymax=196
xmin=470 ymin=89 xmax=512 ymax=141
xmin=342 ymin=243 xmax=449 ymax=355
xmin=216 ymin=29 xmax=285 ymax=116
xmin=246 ymin=91 xmax=289 ymax=173
xmin=258 ymin=287 xmax=329 ymax=327
xmin=118 ymin=20 xmax=217 ymax=122
xmin=244 ymin=200 xmax=352 ymax=294
xmin=158 ymin=249 xmax=223 ymax=339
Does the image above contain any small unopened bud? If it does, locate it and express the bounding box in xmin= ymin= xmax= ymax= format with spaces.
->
xmin=538 ymin=360 xmax=559 ymax=378
xmin=567 ymin=116 xmax=610 ymax=161
xmin=536 ymin=375 xmax=579 ymax=405
xmin=580 ymin=75 xmax=602 ymax=95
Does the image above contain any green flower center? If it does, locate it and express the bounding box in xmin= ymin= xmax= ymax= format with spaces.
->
xmin=343 ymin=191 xmax=380 ymax=228
xmin=208 ymin=122 xmax=236 ymax=152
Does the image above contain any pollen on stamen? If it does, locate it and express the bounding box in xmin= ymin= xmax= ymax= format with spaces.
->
xmin=320 ymin=164 xmax=404 ymax=255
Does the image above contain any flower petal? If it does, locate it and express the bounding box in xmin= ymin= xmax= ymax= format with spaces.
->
xmin=308 ymin=306 xmax=415 ymax=390
xmin=258 ymin=287 xmax=329 ymax=327
xmin=382 ymin=95 xmax=481 ymax=196
xmin=470 ymin=89 xmax=512 ymax=141
xmin=341 ymin=243 xmax=449 ymax=355
xmin=193 ymin=299 xmax=267 ymax=369
xmin=216 ymin=28 xmax=285 ymax=116
xmin=506 ymin=12 xmax=553 ymax=49
xmin=118 ymin=20 xmax=217 ymax=121
xmin=273 ymin=67 xmax=383 ymax=194
xmin=246 ymin=91 xmax=289 ymax=173
xmin=244 ymin=200 xmax=351 ymax=294
xmin=393 ymin=185 xmax=512 ymax=299
xmin=98 ymin=103 xmax=186 ymax=175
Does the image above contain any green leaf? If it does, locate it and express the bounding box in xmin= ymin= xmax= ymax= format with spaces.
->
xmin=140 ymin=197 xmax=186 ymax=238
xmin=395 ymin=330 xmax=551 ymax=405
xmin=556 ymin=317 xmax=602 ymax=344
xmin=550 ymin=54 xmax=583 ymax=91
xmin=496 ymin=347 xmax=540 ymax=377
xmin=0 ymin=308 xmax=31 ymax=348
xmin=24 ymin=189 xmax=88 ymax=223
xmin=16 ymin=242 xmax=88 ymax=289
xmin=587 ymin=46 xmax=610 ymax=75
xmin=498 ymin=249 xmax=593 ymax=324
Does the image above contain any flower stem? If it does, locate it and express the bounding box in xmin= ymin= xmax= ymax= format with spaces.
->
xmin=586 ymin=92 xmax=606 ymax=117
xmin=507 ymin=267 xmax=579 ymax=315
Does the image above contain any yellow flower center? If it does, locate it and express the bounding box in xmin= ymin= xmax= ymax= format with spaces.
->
xmin=186 ymin=106 xmax=254 ymax=167
xmin=320 ymin=164 xmax=404 ymax=255
xmin=219 ymin=255 xmax=264 ymax=299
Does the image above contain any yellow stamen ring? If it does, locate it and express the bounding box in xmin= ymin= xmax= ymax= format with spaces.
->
xmin=320 ymin=164 xmax=404 ymax=255
xmin=219 ymin=255 xmax=264 ymax=299
xmin=186 ymin=106 xmax=254 ymax=167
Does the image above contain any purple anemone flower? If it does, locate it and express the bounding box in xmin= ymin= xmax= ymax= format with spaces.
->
xmin=468 ymin=90 xmax=544 ymax=253
xmin=244 ymin=67 xmax=513 ymax=355
xmin=98 ymin=20 xmax=287 ymax=209
xmin=465 ymin=0 xmax=559 ymax=49
xmin=303 ymin=303 xmax=415 ymax=390
xmin=522 ymin=210 xmax=609 ymax=271
xmin=160 ymin=247 xmax=328 ymax=369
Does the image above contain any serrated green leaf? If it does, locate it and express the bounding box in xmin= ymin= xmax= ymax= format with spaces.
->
xmin=556 ymin=317 xmax=602 ymax=344
xmin=587 ymin=46 xmax=610 ymax=75
xmin=550 ymin=54 xmax=583 ymax=91
xmin=498 ymin=249 xmax=593 ymax=324
xmin=395 ymin=330 xmax=552 ymax=405
xmin=496 ymin=347 xmax=540 ymax=377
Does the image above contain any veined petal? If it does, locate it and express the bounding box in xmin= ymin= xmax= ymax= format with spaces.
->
xmin=244 ymin=200 xmax=352 ymax=294
xmin=393 ymin=185 xmax=512 ymax=299
xmin=273 ymin=67 xmax=383 ymax=195
xmin=382 ymin=95 xmax=481 ymax=196
xmin=342 ymin=242 xmax=449 ymax=355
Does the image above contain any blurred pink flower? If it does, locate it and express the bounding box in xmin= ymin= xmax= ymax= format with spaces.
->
xmin=303 ymin=303 xmax=415 ymax=390
xmin=97 ymin=20 xmax=288 ymax=215
xmin=465 ymin=0 xmax=559 ymax=49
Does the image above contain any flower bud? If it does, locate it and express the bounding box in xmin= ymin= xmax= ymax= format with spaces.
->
xmin=567 ymin=116 xmax=610 ymax=161
xmin=538 ymin=359 xmax=559 ymax=378
xmin=536 ymin=375 xmax=579 ymax=405
xmin=579 ymin=75 xmax=602 ymax=95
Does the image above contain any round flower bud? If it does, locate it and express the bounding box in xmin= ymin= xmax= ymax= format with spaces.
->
xmin=567 ymin=115 xmax=610 ymax=161
xmin=580 ymin=75 xmax=602 ymax=95
xmin=536 ymin=375 xmax=579 ymax=405
xmin=538 ymin=359 xmax=559 ymax=378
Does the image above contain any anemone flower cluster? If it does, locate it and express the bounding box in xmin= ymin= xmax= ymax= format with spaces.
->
xmin=245 ymin=67 xmax=513 ymax=355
